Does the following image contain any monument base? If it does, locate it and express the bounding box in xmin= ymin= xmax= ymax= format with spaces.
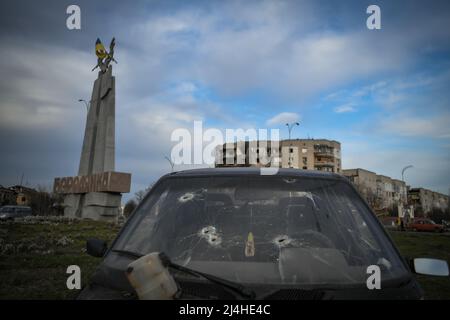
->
xmin=63 ymin=192 xmax=122 ymax=221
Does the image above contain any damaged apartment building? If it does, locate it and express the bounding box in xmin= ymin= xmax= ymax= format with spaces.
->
xmin=215 ymin=139 xmax=341 ymax=173
xmin=342 ymin=168 xmax=449 ymax=216
xmin=408 ymin=188 xmax=449 ymax=216
xmin=342 ymin=168 xmax=407 ymax=212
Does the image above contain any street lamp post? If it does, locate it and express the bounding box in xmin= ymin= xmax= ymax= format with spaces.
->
xmin=401 ymin=165 xmax=414 ymax=212
xmin=401 ymin=165 xmax=413 ymax=182
xmin=285 ymin=122 xmax=300 ymax=140
xmin=164 ymin=156 xmax=175 ymax=172
xmin=286 ymin=122 xmax=300 ymax=167
xmin=78 ymin=99 xmax=90 ymax=112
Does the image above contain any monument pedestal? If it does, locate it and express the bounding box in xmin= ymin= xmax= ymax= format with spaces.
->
xmin=62 ymin=192 xmax=123 ymax=220
xmin=83 ymin=192 xmax=121 ymax=220
xmin=62 ymin=194 xmax=82 ymax=218
xmin=56 ymin=171 xmax=131 ymax=221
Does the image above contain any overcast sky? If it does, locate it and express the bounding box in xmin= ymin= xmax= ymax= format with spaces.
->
xmin=0 ymin=0 xmax=449 ymax=201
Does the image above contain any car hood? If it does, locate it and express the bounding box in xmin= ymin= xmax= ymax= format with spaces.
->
xmin=79 ymin=254 xmax=423 ymax=300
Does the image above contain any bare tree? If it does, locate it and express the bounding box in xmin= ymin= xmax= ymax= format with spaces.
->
xmin=28 ymin=184 xmax=63 ymax=216
xmin=134 ymin=182 xmax=155 ymax=203
xmin=123 ymin=199 xmax=137 ymax=218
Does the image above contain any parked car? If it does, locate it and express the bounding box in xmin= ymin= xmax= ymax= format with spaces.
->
xmin=79 ymin=168 xmax=449 ymax=300
xmin=0 ymin=205 xmax=32 ymax=221
xmin=441 ymin=220 xmax=450 ymax=231
xmin=407 ymin=218 xmax=445 ymax=233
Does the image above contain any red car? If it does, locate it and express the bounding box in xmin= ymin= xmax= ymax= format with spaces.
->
xmin=407 ymin=218 xmax=444 ymax=232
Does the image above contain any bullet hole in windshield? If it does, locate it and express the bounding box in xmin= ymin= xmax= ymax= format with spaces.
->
xmin=200 ymin=226 xmax=216 ymax=235
xmin=273 ymin=235 xmax=292 ymax=248
xmin=178 ymin=189 xmax=208 ymax=203
xmin=179 ymin=192 xmax=195 ymax=202
xmin=199 ymin=226 xmax=222 ymax=247
xmin=208 ymin=234 xmax=222 ymax=246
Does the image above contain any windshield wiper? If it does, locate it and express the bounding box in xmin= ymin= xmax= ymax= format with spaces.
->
xmin=111 ymin=249 xmax=256 ymax=299
xmin=160 ymin=253 xmax=256 ymax=299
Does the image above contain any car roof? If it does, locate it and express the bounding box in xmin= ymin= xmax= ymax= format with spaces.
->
xmin=163 ymin=167 xmax=346 ymax=180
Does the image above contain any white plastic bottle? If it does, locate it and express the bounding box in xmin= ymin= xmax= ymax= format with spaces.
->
xmin=126 ymin=252 xmax=178 ymax=300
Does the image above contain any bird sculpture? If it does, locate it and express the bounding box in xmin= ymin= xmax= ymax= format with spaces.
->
xmin=92 ymin=37 xmax=117 ymax=72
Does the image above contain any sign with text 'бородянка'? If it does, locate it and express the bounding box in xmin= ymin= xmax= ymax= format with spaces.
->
xmin=53 ymin=171 xmax=131 ymax=194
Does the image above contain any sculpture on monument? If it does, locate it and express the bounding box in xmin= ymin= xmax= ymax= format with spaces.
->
xmin=54 ymin=38 xmax=131 ymax=221
xmin=92 ymin=38 xmax=117 ymax=73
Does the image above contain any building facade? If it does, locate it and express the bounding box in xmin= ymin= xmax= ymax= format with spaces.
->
xmin=342 ymin=168 xmax=378 ymax=207
xmin=0 ymin=185 xmax=37 ymax=206
xmin=215 ymin=139 xmax=342 ymax=173
xmin=0 ymin=186 xmax=16 ymax=206
xmin=342 ymin=168 xmax=407 ymax=210
xmin=392 ymin=179 xmax=408 ymax=207
xmin=408 ymin=188 xmax=449 ymax=216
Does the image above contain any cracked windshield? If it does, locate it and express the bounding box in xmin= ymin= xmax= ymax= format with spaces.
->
xmin=114 ymin=176 xmax=408 ymax=285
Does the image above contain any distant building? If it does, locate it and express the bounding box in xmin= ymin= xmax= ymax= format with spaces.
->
xmin=392 ymin=179 xmax=408 ymax=207
xmin=9 ymin=185 xmax=37 ymax=206
xmin=342 ymin=168 xmax=378 ymax=207
xmin=342 ymin=168 xmax=407 ymax=210
xmin=0 ymin=185 xmax=36 ymax=206
xmin=376 ymin=175 xmax=396 ymax=209
xmin=215 ymin=139 xmax=342 ymax=173
xmin=0 ymin=186 xmax=16 ymax=206
xmin=408 ymin=188 xmax=449 ymax=216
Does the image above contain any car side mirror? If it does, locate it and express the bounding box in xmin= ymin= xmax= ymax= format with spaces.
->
xmin=86 ymin=238 xmax=107 ymax=257
xmin=412 ymin=258 xmax=449 ymax=276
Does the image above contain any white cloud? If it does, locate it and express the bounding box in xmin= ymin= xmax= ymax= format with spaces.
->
xmin=119 ymin=0 xmax=441 ymax=100
xmin=379 ymin=114 xmax=450 ymax=139
xmin=266 ymin=112 xmax=301 ymax=126
xmin=2 ymin=0 xmax=450 ymax=200
xmin=0 ymin=39 xmax=93 ymax=130
xmin=334 ymin=104 xmax=356 ymax=113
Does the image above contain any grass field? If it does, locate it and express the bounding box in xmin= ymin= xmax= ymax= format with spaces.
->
xmin=0 ymin=218 xmax=449 ymax=299
xmin=0 ymin=218 xmax=120 ymax=299
xmin=388 ymin=231 xmax=450 ymax=299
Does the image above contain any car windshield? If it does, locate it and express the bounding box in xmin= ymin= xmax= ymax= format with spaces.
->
xmin=113 ymin=175 xmax=409 ymax=286
xmin=0 ymin=207 xmax=13 ymax=213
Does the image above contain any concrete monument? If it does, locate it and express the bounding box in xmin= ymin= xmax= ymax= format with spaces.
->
xmin=54 ymin=38 xmax=131 ymax=220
